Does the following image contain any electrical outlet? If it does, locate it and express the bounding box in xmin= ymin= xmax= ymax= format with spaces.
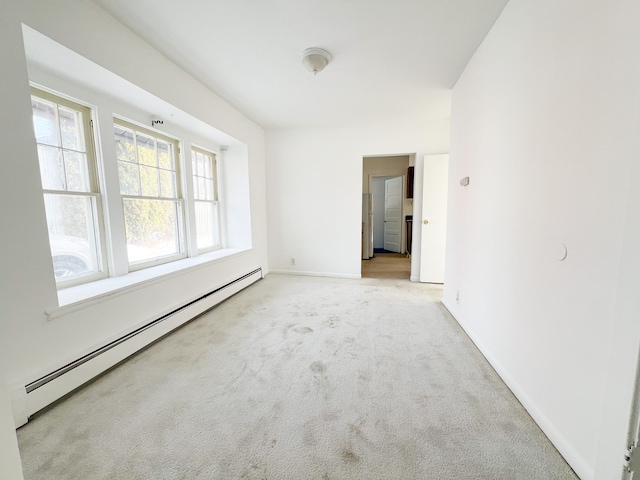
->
xmin=456 ymin=290 xmax=460 ymax=303
xmin=290 ymin=257 xmax=296 ymax=266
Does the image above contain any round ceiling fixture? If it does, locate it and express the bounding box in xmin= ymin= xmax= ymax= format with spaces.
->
xmin=300 ymin=48 xmax=331 ymax=75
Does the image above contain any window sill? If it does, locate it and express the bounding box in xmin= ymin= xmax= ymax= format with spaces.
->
xmin=48 ymin=248 xmax=251 ymax=320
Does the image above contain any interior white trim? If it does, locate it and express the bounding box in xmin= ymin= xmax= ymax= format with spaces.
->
xmin=269 ymin=270 xmax=361 ymax=280
xmin=52 ymin=248 xmax=250 ymax=317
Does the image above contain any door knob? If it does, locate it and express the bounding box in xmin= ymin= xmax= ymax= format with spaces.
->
xmin=423 ymin=219 xmax=429 ymax=225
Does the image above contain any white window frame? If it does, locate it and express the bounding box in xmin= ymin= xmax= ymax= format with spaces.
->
xmin=191 ymin=146 xmax=222 ymax=254
xmin=113 ymin=118 xmax=187 ymax=271
xmin=30 ymin=87 xmax=108 ymax=288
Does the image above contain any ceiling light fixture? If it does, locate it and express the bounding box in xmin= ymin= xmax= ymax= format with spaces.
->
xmin=300 ymin=48 xmax=331 ymax=75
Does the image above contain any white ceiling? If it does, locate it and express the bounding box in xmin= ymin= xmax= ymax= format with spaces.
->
xmin=92 ymin=0 xmax=509 ymax=130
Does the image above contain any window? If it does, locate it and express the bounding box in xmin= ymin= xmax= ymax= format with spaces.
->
xmin=31 ymin=88 xmax=106 ymax=286
xmin=191 ymin=147 xmax=221 ymax=252
xmin=114 ymin=119 xmax=185 ymax=268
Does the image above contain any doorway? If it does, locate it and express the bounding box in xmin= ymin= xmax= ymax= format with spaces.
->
xmin=361 ymin=155 xmax=412 ymax=279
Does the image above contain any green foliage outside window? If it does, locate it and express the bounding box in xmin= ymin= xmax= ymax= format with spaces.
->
xmin=115 ymin=122 xmax=180 ymax=255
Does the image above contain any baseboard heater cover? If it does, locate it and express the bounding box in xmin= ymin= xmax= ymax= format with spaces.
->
xmin=25 ymin=268 xmax=262 ymax=395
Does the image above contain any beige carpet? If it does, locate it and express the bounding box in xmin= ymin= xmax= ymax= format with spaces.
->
xmin=17 ymin=274 xmax=577 ymax=479
xmin=361 ymin=253 xmax=411 ymax=279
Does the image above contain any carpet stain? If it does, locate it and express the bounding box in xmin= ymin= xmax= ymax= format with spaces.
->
xmin=303 ymin=427 xmax=318 ymax=447
xmin=309 ymin=361 xmax=326 ymax=374
xmin=239 ymin=463 xmax=267 ymax=480
xmin=292 ymin=325 xmax=314 ymax=334
xmin=323 ymin=412 xmax=338 ymax=422
xmin=341 ymin=448 xmax=361 ymax=463
xmin=325 ymin=315 xmax=340 ymax=328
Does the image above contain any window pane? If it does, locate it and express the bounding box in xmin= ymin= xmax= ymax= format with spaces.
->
xmin=64 ymin=151 xmax=90 ymax=192
xmin=140 ymin=165 xmax=159 ymax=197
xmin=192 ymin=176 xmax=199 ymax=199
xmin=118 ymin=161 xmax=140 ymax=195
xmin=197 ymin=178 xmax=207 ymax=200
xmin=157 ymin=141 xmax=172 ymax=170
xmin=194 ymin=201 xmax=214 ymax=250
xmin=159 ymin=170 xmax=175 ymax=198
xmin=137 ymin=133 xmax=156 ymax=167
xmin=31 ymin=98 xmax=59 ymax=146
xmin=44 ymin=193 xmax=100 ymax=280
xmin=58 ymin=106 xmax=85 ymax=151
xmin=123 ymin=198 xmax=179 ymax=263
xmin=115 ymin=126 xmax=136 ymax=163
xmin=37 ymin=145 xmax=65 ymax=190
xmin=205 ymin=178 xmax=214 ymax=200
xmin=197 ymin=152 xmax=205 ymax=177
xmin=204 ymin=157 xmax=213 ymax=179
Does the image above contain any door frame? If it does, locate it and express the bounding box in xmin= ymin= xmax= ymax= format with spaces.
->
xmin=361 ymin=153 xmax=416 ymax=279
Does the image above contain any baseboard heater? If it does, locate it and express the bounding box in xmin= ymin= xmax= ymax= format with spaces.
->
xmin=25 ymin=268 xmax=263 ymax=397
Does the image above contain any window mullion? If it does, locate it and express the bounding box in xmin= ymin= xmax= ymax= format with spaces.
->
xmin=155 ymin=139 xmax=161 ymax=197
xmin=42 ymin=189 xmax=98 ymax=197
xmin=213 ymin=158 xmax=218 ymax=201
xmin=132 ymin=130 xmax=141 ymax=195
xmin=120 ymin=194 xmax=181 ymax=202
xmin=54 ymin=104 xmax=69 ymax=191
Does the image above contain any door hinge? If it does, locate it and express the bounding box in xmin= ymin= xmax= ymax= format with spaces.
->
xmin=625 ymin=445 xmax=638 ymax=473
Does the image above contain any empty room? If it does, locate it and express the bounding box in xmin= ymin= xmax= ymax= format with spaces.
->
xmin=1 ymin=0 xmax=640 ymax=479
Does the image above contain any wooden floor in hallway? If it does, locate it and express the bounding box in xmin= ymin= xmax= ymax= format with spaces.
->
xmin=361 ymin=252 xmax=411 ymax=279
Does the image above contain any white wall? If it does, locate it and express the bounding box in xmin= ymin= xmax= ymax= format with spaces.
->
xmin=0 ymin=378 xmax=23 ymax=480
xmin=0 ymin=0 xmax=268 ymax=427
xmin=266 ymin=120 xmax=449 ymax=279
xmin=443 ymin=0 xmax=640 ymax=479
xmin=0 ymin=0 xmax=34 ymax=477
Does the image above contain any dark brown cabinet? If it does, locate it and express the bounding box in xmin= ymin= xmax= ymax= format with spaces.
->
xmin=407 ymin=166 xmax=414 ymax=198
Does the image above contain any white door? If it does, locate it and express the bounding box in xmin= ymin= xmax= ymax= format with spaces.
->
xmin=383 ymin=176 xmax=403 ymax=253
xmin=420 ymin=154 xmax=449 ymax=283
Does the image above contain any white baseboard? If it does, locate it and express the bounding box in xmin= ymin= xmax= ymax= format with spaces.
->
xmin=269 ymin=270 xmax=361 ymax=280
xmin=15 ymin=270 xmax=262 ymax=427
xmin=441 ymin=299 xmax=594 ymax=480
